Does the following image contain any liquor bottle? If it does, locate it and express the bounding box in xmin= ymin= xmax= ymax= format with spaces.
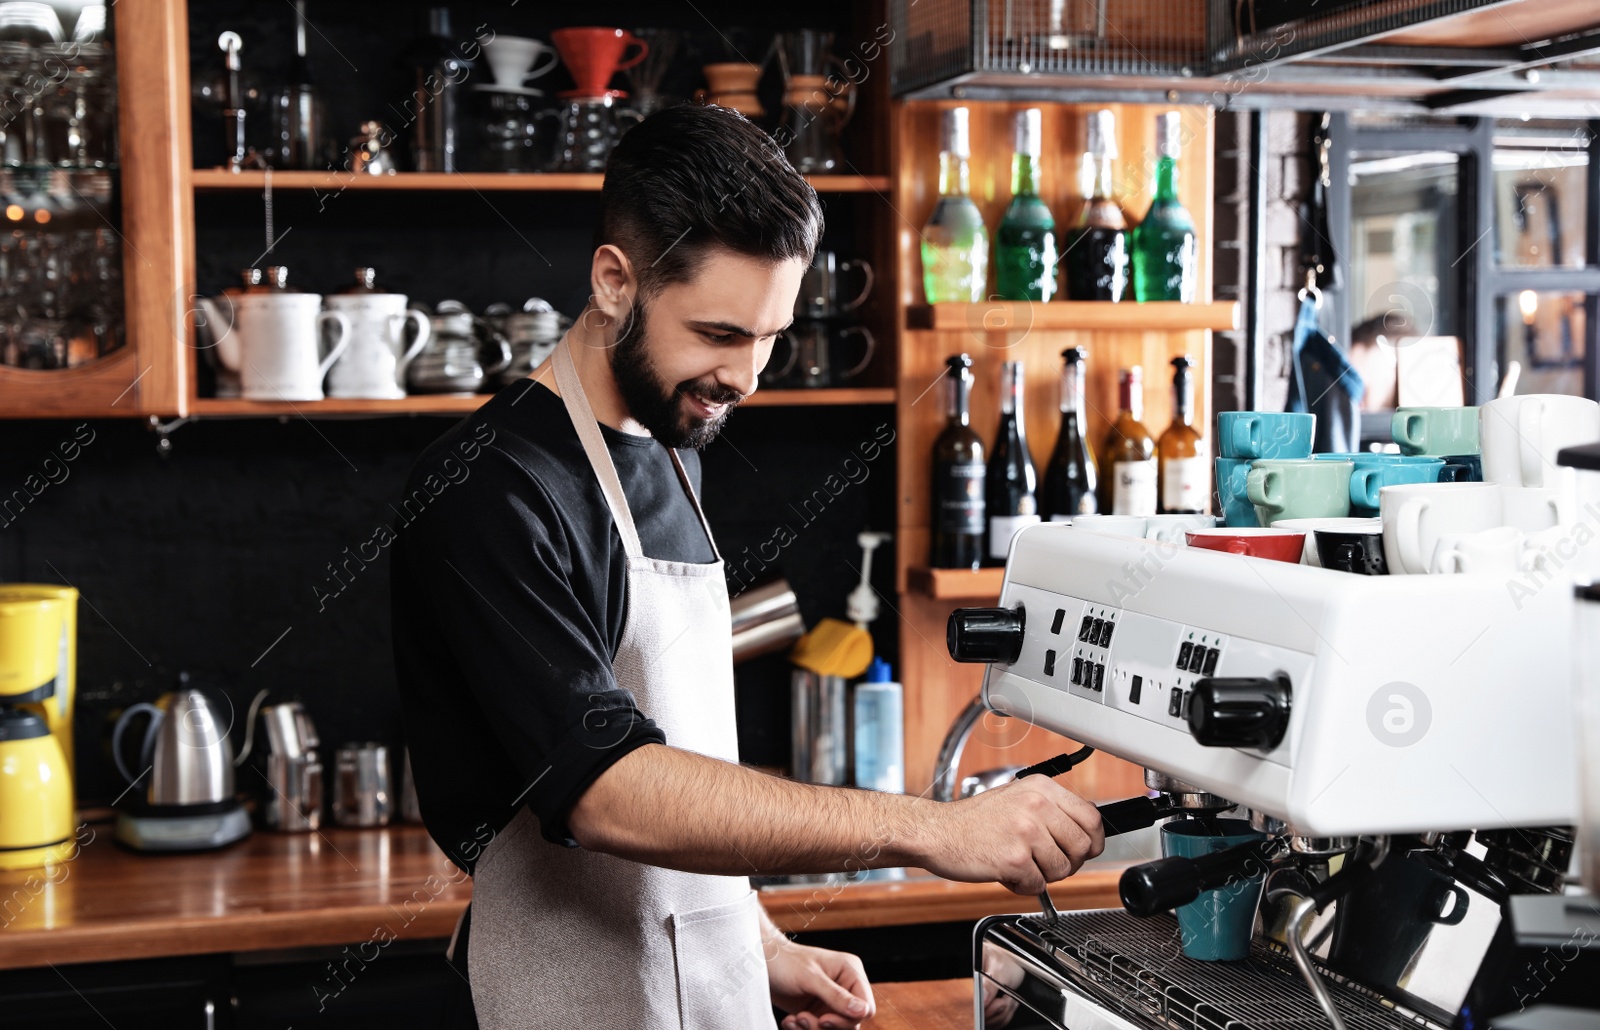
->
xmin=271 ymin=0 xmax=326 ymax=169
xmin=1041 ymin=347 xmax=1098 ymax=522
xmin=995 ymin=109 xmax=1057 ymax=301
xmin=1132 ymin=112 xmax=1198 ymax=302
xmin=1063 ymin=109 xmax=1129 ymax=302
xmin=920 ymin=108 xmax=989 ymax=303
xmin=931 ymin=354 xmax=986 ymax=569
xmin=1100 ymin=366 xmax=1156 ymax=515
xmin=984 ymin=360 xmax=1040 ymax=566
xmin=1158 ymin=355 xmax=1207 ymax=514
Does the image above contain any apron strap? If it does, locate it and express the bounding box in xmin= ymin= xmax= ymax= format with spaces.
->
xmin=665 ymin=448 xmax=722 ymax=563
xmin=553 ymin=338 xmax=644 ymax=558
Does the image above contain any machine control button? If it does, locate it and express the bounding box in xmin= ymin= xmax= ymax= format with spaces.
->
xmin=1168 ymin=687 xmax=1184 ymax=717
xmin=1090 ymin=618 xmax=1106 ymax=644
xmin=1186 ymin=646 xmax=1207 ymax=674
xmin=1098 ymin=620 xmax=1115 ymax=647
xmin=1188 ymin=675 xmax=1293 ymax=750
xmin=1079 ymin=616 xmax=1094 ymax=642
xmin=1071 ymin=658 xmax=1083 ymax=684
xmin=1092 ymin=664 xmax=1105 ymax=692
xmin=947 ymin=606 xmax=1026 ymax=664
xmin=1044 ymin=649 xmax=1057 ymax=676
xmin=1202 ymin=647 xmax=1220 ymax=675
xmin=1051 ymin=609 xmax=1066 ymax=635
xmin=1129 ymin=675 xmax=1143 ymax=705
xmin=1177 ymin=642 xmax=1193 ymax=669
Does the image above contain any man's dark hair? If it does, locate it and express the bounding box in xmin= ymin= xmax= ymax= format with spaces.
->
xmin=596 ymin=103 xmax=824 ymax=297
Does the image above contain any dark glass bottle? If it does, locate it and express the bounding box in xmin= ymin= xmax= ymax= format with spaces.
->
xmin=1063 ymin=109 xmax=1129 ymax=302
xmin=1158 ymin=355 xmax=1207 ymax=514
xmin=1132 ymin=112 xmax=1198 ymax=303
xmin=271 ymin=0 xmax=326 ymax=169
xmin=984 ymin=360 xmax=1040 ymax=566
xmin=1099 ymin=366 xmax=1156 ymax=515
xmin=1041 ymin=347 xmax=1098 ymax=522
xmin=931 ymin=354 xmax=986 ymax=570
xmin=406 ymin=8 xmax=472 ymax=172
xmin=995 ymin=109 xmax=1057 ymax=302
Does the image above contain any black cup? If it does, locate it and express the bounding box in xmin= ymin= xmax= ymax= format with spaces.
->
xmin=1315 ymin=528 xmax=1388 ymax=575
xmin=1437 ymin=453 xmax=1483 ymax=483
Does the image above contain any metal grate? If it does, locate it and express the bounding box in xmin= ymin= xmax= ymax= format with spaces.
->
xmin=1024 ymin=911 xmax=1446 ymax=1030
xmin=889 ymin=0 xmax=1518 ymax=95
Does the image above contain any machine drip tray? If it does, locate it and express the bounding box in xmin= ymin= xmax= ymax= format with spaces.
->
xmin=994 ymin=910 xmax=1447 ymax=1030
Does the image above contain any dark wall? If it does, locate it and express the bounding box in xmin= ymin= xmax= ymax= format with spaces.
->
xmin=0 ymin=406 xmax=898 ymax=808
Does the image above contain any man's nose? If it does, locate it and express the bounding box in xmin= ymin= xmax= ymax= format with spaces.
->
xmin=723 ymin=340 xmax=768 ymax=397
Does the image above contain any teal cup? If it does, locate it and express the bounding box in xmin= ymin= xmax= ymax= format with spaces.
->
xmin=1246 ymin=458 xmax=1353 ymax=525
xmin=1316 ymin=454 xmax=1446 ymax=514
xmin=1437 ymin=453 xmax=1483 ymax=483
xmin=1215 ymin=457 xmax=1258 ymax=528
xmin=1392 ymin=406 xmax=1480 ymax=456
xmin=1217 ymin=411 xmax=1316 ymax=460
xmin=1163 ymin=818 xmax=1268 ymax=961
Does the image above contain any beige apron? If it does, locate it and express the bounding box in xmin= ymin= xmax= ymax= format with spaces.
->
xmin=467 ymin=339 xmax=777 ymax=1030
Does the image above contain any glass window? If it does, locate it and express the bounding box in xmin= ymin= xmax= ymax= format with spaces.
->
xmin=1493 ymin=123 xmax=1589 ymax=269
xmin=1497 ymin=290 xmax=1587 ymax=397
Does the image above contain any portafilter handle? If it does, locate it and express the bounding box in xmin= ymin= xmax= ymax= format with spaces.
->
xmin=1119 ymin=836 xmax=1284 ymax=917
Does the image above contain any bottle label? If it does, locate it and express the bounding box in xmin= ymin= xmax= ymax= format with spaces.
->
xmin=988 ymin=514 xmax=1042 ymax=559
xmin=1112 ymin=460 xmax=1157 ymax=515
xmin=1161 ymin=456 xmax=1209 ymax=512
xmin=937 ymin=463 xmax=985 ymax=534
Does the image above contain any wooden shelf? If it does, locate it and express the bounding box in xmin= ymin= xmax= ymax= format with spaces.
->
xmin=907 ymin=566 xmax=1005 ymax=600
xmin=190 ymin=169 xmax=892 ymax=194
xmin=185 ymin=386 xmax=895 ymax=418
xmin=906 ymin=300 xmax=1239 ymax=333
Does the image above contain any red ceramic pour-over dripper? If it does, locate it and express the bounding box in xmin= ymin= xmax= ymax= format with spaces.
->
xmin=551 ymin=26 xmax=648 ymax=99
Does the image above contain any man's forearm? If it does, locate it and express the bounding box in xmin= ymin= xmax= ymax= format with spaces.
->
xmin=567 ymin=742 xmax=932 ymax=877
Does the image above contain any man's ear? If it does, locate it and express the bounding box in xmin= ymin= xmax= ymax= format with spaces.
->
xmin=590 ymin=244 xmax=636 ymax=325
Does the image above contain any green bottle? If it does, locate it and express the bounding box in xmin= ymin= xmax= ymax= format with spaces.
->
xmin=996 ymin=108 xmax=1057 ymax=301
xmin=920 ymin=108 xmax=989 ymax=303
xmin=1131 ymin=111 xmax=1198 ymax=303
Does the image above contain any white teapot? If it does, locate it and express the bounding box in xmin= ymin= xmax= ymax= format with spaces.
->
xmin=200 ymin=267 xmax=349 ymax=402
xmin=324 ymin=268 xmax=431 ymax=400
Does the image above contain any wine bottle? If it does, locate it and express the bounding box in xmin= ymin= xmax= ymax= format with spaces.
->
xmin=272 ymin=0 xmax=326 ymax=169
xmin=931 ymin=354 xmax=986 ymax=569
xmin=995 ymin=109 xmax=1057 ymax=302
xmin=1132 ymin=112 xmax=1198 ymax=303
xmin=1100 ymin=366 xmax=1156 ymax=515
xmin=984 ymin=360 xmax=1040 ymax=566
xmin=1041 ymin=347 xmax=1098 ymax=522
xmin=1064 ymin=109 xmax=1129 ymax=302
xmin=1158 ymin=355 xmax=1207 ymax=514
xmin=920 ymin=109 xmax=989 ymax=303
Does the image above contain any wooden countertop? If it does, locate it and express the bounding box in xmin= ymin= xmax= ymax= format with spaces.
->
xmin=865 ymin=978 xmax=972 ymax=1029
xmin=0 ymin=822 xmax=1122 ymax=971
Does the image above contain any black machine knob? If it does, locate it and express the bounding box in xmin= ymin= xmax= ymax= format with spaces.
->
xmin=1187 ymin=675 xmax=1292 ymax=750
xmin=947 ymin=606 xmax=1025 ymax=664
xmin=1118 ymin=836 xmax=1280 ymax=917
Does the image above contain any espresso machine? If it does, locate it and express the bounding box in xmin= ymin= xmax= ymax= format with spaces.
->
xmin=947 ymin=524 xmax=1596 ymax=1030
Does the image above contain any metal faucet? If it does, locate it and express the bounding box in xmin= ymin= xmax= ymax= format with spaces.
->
xmin=931 ymin=694 xmax=989 ymax=802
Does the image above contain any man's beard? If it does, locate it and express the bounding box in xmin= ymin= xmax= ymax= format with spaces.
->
xmin=610 ymin=299 xmax=744 ymax=450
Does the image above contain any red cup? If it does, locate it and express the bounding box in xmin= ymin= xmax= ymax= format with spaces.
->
xmin=1185 ymin=527 xmax=1307 ymax=563
xmin=551 ymin=27 xmax=648 ymax=98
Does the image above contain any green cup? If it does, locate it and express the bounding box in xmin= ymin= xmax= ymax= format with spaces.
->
xmin=1392 ymin=406 xmax=1480 ymax=456
xmin=1246 ymin=459 xmax=1353 ymax=525
xmin=1162 ymin=818 xmax=1268 ymax=962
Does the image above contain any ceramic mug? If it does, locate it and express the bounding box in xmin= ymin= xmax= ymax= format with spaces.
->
xmin=1380 ymin=482 xmax=1504 ymax=576
xmin=1500 ymin=485 xmax=1572 ymax=533
xmin=1217 ymin=411 xmax=1315 ymax=460
xmin=1347 ymin=458 xmax=1446 ymax=515
xmin=1315 ymin=524 xmax=1389 ymax=575
xmin=1392 ymin=406 xmax=1480 ymax=456
xmin=1215 ymin=457 xmax=1258 ymax=528
xmin=324 ymin=293 xmax=431 ymax=400
xmin=1274 ymin=517 xmax=1381 ymax=566
xmin=1429 ymin=525 xmax=1529 ymax=575
xmin=1162 ymin=818 xmax=1269 ymax=962
xmin=1247 ymin=458 xmax=1353 ymax=525
xmin=1480 ymin=393 xmax=1600 ymax=490
xmin=1069 ymin=514 xmax=1147 ymax=537
xmin=1437 ymin=453 xmax=1483 ymax=483
xmin=1185 ymin=527 xmax=1307 ymax=563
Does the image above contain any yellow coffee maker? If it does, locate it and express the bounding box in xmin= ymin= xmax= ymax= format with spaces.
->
xmin=0 ymin=585 xmax=78 ymax=870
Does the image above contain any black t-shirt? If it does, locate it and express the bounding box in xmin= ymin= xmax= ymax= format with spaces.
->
xmin=390 ymin=377 xmax=716 ymax=873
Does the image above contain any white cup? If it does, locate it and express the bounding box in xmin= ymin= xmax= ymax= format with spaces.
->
xmin=481 ymin=35 xmax=560 ymax=89
xmin=1274 ymin=517 xmax=1382 ymax=566
xmin=1501 ymin=484 xmax=1573 ymax=533
xmin=1381 ymin=481 xmax=1504 ymax=576
xmin=1142 ymin=514 xmax=1217 ymax=545
xmin=1480 ymin=394 xmax=1600 ymax=490
xmin=1429 ymin=526 xmax=1528 ymax=575
xmin=1070 ymin=515 xmax=1147 ymax=537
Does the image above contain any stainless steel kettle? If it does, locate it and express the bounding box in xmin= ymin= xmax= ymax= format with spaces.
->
xmin=112 ymin=681 xmax=238 ymax=806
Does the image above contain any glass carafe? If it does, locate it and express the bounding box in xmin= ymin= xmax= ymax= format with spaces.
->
xmin=552 ymin=95 xmax=642 ymax=173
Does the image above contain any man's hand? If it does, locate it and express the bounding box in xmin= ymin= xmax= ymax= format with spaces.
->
xmin=912 ymin=774 xmax=1105 ymax=894
xmin=763 ymin=932 xmax=875 ymax=1030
